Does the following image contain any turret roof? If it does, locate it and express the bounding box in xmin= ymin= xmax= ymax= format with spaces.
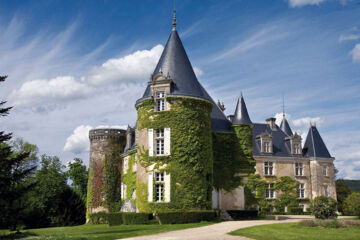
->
xmin=232 ymin=93 xmax=252 ymax=124
xmin=280 ymin=117 xmax=293 ymax=136
xmin=303 ymin=125 xmax=332 ymax=158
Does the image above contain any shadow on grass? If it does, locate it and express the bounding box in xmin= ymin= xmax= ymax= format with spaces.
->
xmin=0 ymin=231 xmax=37 ymax=239
xmin=83 ymin=229 xmax=139 ymax=235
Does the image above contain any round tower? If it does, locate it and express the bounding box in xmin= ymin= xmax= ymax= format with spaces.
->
xmin=86 ymin=128 xmax=126 ymax=218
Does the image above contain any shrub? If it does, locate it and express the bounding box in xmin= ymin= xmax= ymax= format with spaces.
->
xmin=310 ymin=196 xmax=337 ymax=219
xmin=227 ymin=210 xmax=258 ymax=220
xmin=156 ymin=210 xmax=218 ymax=224
xmin=342 ymin=192 xmax=360 ymax=217
xmin=108 ymin=213 xmax=152 ymax=226
xmin=88 ymin=212 xmax=108 ymax=224
xmin=288 ymin=207 xmax=304 ymax=215
xmin=301 ymin=219 xmax=317 ymax=227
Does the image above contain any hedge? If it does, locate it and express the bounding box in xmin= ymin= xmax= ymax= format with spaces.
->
xmin=88 ymin=212 xmax=108 ymax=224
xmin=227 ymin=210 xmax=258 ymax=220
xmin=288 ymin=207 xmax=304 ymax=215
xmin=108 ymin=213 xmax=152 ymax=226
xmin=156 ymin=210 xmax=218 ymax=224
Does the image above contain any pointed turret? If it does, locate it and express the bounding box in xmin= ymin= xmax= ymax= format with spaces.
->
xmin=280 ymin=117 xmax=293 ymax=136
xmin=232 ymin=93 xmax=252 ymax=124
xmin=303 ymin=125 xmax=331 ymax=158
xmin=138 ymin=14 xmax=231 ymax=132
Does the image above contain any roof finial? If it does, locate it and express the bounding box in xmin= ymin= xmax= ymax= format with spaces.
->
xmin=282 ymin=93 xmax=285 ymax=119
xmin=172 ymin=0 xmax=177 ymax=31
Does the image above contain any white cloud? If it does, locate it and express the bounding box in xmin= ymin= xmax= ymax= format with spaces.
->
xmin=288 ymin=0 xmax=326 ymax=7
xmin=9 ymin=76 xmax=93 ymax=109
xmin=193 ymin=67 xmax=204 ymax=77
xmin=350 ymin=44 xmax=360 ymax=62
xmin=63 ymin=125 xmax=127 ymax=154
xmin=86 ymin=45 xmax=163 ymax=85
xmin=338 ymin=34 xmax=360 ymax=43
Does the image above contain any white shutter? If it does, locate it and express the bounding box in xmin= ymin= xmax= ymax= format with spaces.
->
xmin=148 ymin=129 xmax=154 ymax=156
xmin=164 ymin=172 xmax=171 ymax=202
xmin=164 ymin=128 xmax=171 ymax=155
xmin=148 ymin=172 xmax=153 ymax=202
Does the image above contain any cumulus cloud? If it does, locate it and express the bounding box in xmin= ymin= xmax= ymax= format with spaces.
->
xmin=193 ymin=67 xmax=204 ymax=77
xmin=86 ymin=45 xmax=163 ymax=85
xmin=350 ymin=44 xmax=360 ymax=62
xmin=9 ymin=76 xmax=93 ymax=109
xmin=63 ymin=124 xmax=127 ymax=154
xmin=287 ymin=0 xmax=326 ymax=8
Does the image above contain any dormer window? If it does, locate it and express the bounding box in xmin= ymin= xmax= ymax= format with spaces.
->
xmin=290 ymin=133 xmax=302 ymax=155
xmin=156 ymin=92 xmax=165 ymax=111
xmin=294 ymin=143 xmax=301 ymax=154
xmin=260 ymin=131 xmax=273 ymax=154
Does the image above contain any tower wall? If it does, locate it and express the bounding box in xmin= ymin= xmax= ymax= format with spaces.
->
xmin=86 ymin=128 xmax=126 ymax=218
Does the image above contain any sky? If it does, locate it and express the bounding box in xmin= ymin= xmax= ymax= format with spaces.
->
xmin=0 ymin=0 xmax=359 ymax=179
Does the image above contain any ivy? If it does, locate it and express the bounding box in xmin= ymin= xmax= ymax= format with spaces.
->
xmin=86 ymin=166 xmax=95 ymax=219
xmin=136 ymin=97 xmax=213 ymax=212
xmin=122 ymin=151 xmax=137 ymax=201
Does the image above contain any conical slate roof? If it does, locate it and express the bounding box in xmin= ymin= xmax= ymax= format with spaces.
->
xmin=280 ymin=117 xmax=293 ymax=136
xmin=232 ymin=93 xmax=252 ymax=124
xmin=303 ymin=126 xmax=331 ymax=158
xmin=138 ymin=29 xmax=231 ymax=132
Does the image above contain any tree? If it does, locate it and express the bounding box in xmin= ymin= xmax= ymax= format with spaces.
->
xmin=310 ymin=196 xmax=337 ymax=219
xmin=342 ymin=192 xmax=360 ymax=217
xmin=274 ymin=176 xmax=299 ymax=213
xmin=335 ymin=179 xmax=352 ymax=213
xmin=0 ymin=76 xmax=37 ymax=231
xmin=66 ymin=158 xmax=88 ymax=201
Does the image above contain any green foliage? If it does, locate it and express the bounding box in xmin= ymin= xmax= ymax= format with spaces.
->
xmin=156 ymin=210 xmax=218 ymax=224
xmin=108 ymin=213 xmax=152 ymax=225
xmin=136 ymin=97 xmax=213 ymax=211
xmin=342 ymin=179 xmax=360 ymax=193
xmin=245 ymin=174 xmax=268 ymax=210
xmin=10 ymin=137 xmax=39 ymax=164
xmin=226 ymin=210 xmax=258 ymax=220
xmin=88 ymin=212 xmax=108 ymax=224
xmin=342 ymin=192 xmax=360 ymax=216
xmin=122 ymin=152 xmax=137 ymax=200
xmin=232 ymin=125 xmax=256 ymax=174
xmin=335 ymin=179 xmax=352 ymax=213
xmin=310 ymin=196 xmax=337 ymax=219
xmin=273 ymin=176 xmax=299 ymax=211
xmin=66 ymin=158 xmax=88 ymax=201
xmin=288 ymin=207 xmax=304 ymax=215
xmin=103 ymin=139 xmax=122 ymax=212
xmin=86 ymin=166 xmax=95 ymax=219
xmin=212 ymin=132 xmax=242 ymax=191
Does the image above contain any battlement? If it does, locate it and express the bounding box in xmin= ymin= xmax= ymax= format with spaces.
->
xmin=89 ymin=128 xmax=126 ymax=141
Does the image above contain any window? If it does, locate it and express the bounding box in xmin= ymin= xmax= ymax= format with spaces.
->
xmin=299 ymin=204 xmax=305 ymax=212
xmin=155 ymin=172 xmax=165 ymax=202
xmin=156 ymin=92 xmax=165 ymax=111
xmin=264 ymin=161 xmax=274 ymax=176
xmin=323 ymin=165 xmax=328 ymax=176
xmin=324 ymin=185 xmax=329 ymax=197
xmin=294 ymin=143 xmax=301 ymax=154
xmin=263 ymin=141 xmax=271 ymax=153
xmin=156 ymin=129 xmax=164 ymax=155
xmin=101 ymin=193 xmax=105 ymax=201
xmin=265 ymin=183 xmax=275 ymax=199
xmin=297 ymin=183 xmax=305 ymax=198
xmin=295 ymin=162 xmax=303 ymax=176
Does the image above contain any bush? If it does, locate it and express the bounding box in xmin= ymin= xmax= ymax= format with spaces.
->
xmin=108 ymin=213 xmax=152 ymax=226
xmin=88 ymin=212 xmax=108 ymax=224
xmin=156 ymin=210 xmax=218 ymax=224
xmin=310 ymin=196 xmax=337 ymax=219
xmin=342 ymin=192 xmax=360 ymax=216
xmin=288 ymin=207 xmax=304 ymax=215
xmin=227 ymin=210 xmax=258 ymax=220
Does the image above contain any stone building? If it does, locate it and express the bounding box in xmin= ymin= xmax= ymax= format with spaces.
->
xmin=86 ymin=14 xmax=336 ymax=216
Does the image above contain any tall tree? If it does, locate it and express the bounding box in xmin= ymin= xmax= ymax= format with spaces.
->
xmin=66 ymin=158 xmax=88 ymax=201
xmin=0 ymin=76 xmax=37 ymax=231
xmin=335 ymin=179 xmax=352 ymax=213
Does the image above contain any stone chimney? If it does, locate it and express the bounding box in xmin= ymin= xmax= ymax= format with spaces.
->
xmin=266 ymin=117 xmax=277 ymax=129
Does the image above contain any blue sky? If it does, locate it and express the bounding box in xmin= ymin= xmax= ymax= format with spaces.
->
xmin=0 ymin=0 xmax=359 ymax=179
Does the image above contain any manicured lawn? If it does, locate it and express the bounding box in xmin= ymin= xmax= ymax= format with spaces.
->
xmin=229 ymin=222 xmax=360 ymax=240
xmin=0 ymin=222 xmax=213 ymax=240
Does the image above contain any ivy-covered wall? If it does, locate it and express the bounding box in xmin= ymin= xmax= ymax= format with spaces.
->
xmin=136 ymin=97 xmax=214 ymax=212
xmin=122 ymin=151 xmax=137 ymax=202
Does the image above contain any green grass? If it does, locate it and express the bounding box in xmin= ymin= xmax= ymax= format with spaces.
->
xmin=229 ymin=222 xmax=360 ymax=240
xmin=0 ymin=222 xmax=213 ymax=240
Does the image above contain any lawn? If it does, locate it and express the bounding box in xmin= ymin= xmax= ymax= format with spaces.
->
xmin=229 ymin=222 xmax=360 ymax=240
xmin=0 ymin=222 xmax=213 ymax=240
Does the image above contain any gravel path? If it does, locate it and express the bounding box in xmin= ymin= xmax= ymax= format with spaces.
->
xmin=120 ymin=218 xmax=301 ymax=240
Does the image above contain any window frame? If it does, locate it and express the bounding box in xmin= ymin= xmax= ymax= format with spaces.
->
xmin=155 ymin=91 xmax=166 ymax=111
xmin=323 ymin=165 xmax=328 ymax=176
xmin=297 ymin=183 xmax=305 ymax=199
xmin=295 ymin=162 xmax=304 ymax=176
xmin=324 ymin=185 xmax=329 ymax=197
xmin=265 ymin=183 xmax=275 ymax=199
xmin=264 ymin=161 xmax=274 ymax=176
xmin=155 ymin=129 xmax=165 ymax=156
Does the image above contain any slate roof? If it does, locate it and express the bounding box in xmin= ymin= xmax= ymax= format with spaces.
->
xmin=302 ymin=126 xmax=332 ymax=158
xmin=137 ymin=29 xmax=231 ymax=132
xmin=280 ymin=117 xmax=293 ymax=136
xmin=233 ymin=93 xmax=252 ymax=124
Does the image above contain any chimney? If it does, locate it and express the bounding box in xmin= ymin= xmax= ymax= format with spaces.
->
xmin=266 ymin=117 xmax=276 ymax=129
